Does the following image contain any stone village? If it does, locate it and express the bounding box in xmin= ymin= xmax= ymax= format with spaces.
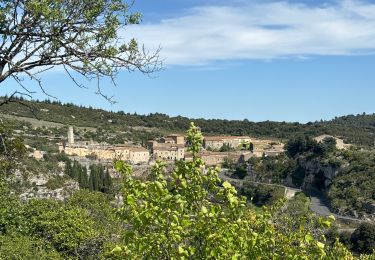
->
xmin=58 ymin=126 xmax=285 ymax=168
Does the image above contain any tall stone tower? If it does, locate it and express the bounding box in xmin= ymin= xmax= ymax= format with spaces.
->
xmin=68 ymin=126 xmax=74 ymax=145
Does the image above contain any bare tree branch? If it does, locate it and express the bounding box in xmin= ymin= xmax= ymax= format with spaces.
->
xmin=0 ymin=0 xmax=162 ymax=103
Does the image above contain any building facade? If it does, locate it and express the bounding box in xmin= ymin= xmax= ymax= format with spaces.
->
xmin=152 ymin=145 xmax=185 ymax=161
xmin=59 ymin=143 xmax=150 ymax=164
xmin=203 ymin=136 xmax=252 ymax=150
xmin=147 ymin=134 xmax=185 ymax=161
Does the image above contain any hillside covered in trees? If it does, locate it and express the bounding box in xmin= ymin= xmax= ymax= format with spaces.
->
xmin=1 ymin=121 xmax=371 ymax=259
xmin=1 ymin=97 xmax=375 ymax=147
xmin=1 ymin=99 xmax=375 ymax=257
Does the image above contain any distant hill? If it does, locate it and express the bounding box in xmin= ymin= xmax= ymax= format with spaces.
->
xmin=0 ymin=97 xmax=374 ymax=147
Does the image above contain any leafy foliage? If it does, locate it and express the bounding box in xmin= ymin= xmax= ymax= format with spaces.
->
xmin=351 ymin=223 xmax=375 ymax=254
xmin=285 ymin=135 xmax=336 ymax=158
xmin=65 ymin=159 xmax=89 ymax=189
xmin=0 ymin=122 xmax=26 ymax=176
xmin=0 ymin=0 xmax=160 ymax=102
xmin=328 ymin=149 xmax=375 ymax=215
xmin=240 ymin=181 xmax=285 ymax=206
xmin=109 ymin=123 xmax=355 ymax=259
xmin=22 ymin=199 xmax=98 ymax=254
xmin=2 ymin=122 xmax=374 ymax=258
xmin=0 ymin=183 xmax=115 ymax=258
xmin=248 ymin=154 xmax=295 ymax=184
xmin=219 ymin=143 xmax=235 ymax=152
xmin=0 ymin=235 xmax=62 ymax=259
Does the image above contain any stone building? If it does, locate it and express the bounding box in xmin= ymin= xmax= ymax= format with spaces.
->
xmin=160 ymin=137 xmax=175 ymax=144
xmin=244 ymin=138 xmax=285 ymax=158
xmin=58 ymin=126 xmax=149 ymax=164
xmin=152 ymin=145 xmax=185 ymax=161
xmin=127 ymin=147 xmax=151 ymax=164
xmin=59 ymin=142 xmax=149 ymax=164
xmin=203 ymin=136 xmax=252 ymax=150
xmin=185 ymin=151 xmax=253 ymax=166
xmin=68 ymin=126 xmax=74 ymax=145
xmin=147 ymin=134 xmax=185 ymax=161
xmin=159 ymin=134 xmax=185 ymax=145
xmin=167 ymin=134 xmax=185 ymax=145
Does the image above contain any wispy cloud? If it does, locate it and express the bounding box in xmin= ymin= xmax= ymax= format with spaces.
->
xmin=124 ymin=0 xmax=375 ymax=66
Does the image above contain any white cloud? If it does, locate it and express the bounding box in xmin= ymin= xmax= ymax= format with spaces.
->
xmin=123 ymin=0 xmax=375 ymax=66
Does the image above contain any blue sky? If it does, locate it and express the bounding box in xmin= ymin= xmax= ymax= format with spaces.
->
xmin=3 ymin=0 xmax=375 ymax=122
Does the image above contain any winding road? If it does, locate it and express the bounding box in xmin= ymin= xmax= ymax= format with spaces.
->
xmin=307 ymin=190 xmax=360 ymax=222
xmin=218 ymin=171 xmax=361 ymax=222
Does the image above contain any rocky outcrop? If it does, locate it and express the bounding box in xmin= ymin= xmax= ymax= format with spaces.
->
xmin=19 ymin=180 xmax=79 ymax=201
xmin=297 ymin=157 xmax=340 ymax=190
xmin=9 ymin=168 xmax=79 ymax=201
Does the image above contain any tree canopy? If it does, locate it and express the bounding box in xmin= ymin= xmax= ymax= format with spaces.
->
xmin=0 ymin=0 xmax=161 ymax=104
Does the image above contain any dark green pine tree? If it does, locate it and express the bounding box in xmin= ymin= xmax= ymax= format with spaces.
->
xmin=72 ymin=160 xmax=81 ymax=180
xmin=88 ymin=170 xmax=95 ymax=191
xmin=98 ymin=164 xmax=105 ymax=192
xmin=78 ymin=166 xmax=89 ymax=189
xmin=101 ymin=168 xmax=113 ymax=194
xmin=94 ymin=166 xmax=101 ymax=191
xmin=89 ymin=164 xmax=102 ymax=191
xmin=87 ymin=164 xmax=112 ymax=193
xmin=88 ymin=165 xmax=96 ymax=191
xmin=82 ymin=166 xmax=89 ymax=189
xmin=65 ymin=159 xmax=73 ymax=177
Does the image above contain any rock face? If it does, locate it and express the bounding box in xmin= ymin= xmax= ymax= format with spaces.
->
xmin=297 ymin=157 xmax=340 ymax=191
xmin=10 ymin=169 xmax=79 ymax=201
xmin=364 ymin=202 xmax=375 ymax=214
xmin=19 ymin=180 xmax=79 ymax=201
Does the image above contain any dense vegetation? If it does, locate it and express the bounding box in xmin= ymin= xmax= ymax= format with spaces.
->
xmin=2 ymin=122 xmax=370 ymax=258
xmin=65 ymin=160 xmax=113 ymax=193
xmin=244 ymin=136 xmax=375 ymax=218
xmin=351 ymin=223 xmax=375 ymax=254
xmin=0 ymin=183 xmax=121 ymax=258
xmin=239 ymin=181 xmax=285 ymax=207
xmin=327 ymin=149 xmax=375 ymax=216
xmin=2 ymin=100 xmax=375 ymax=257
xmin=2 ymin=97 xmax=375 ymax=147
xmin=108 ymin=123 xmax=355 ymax=258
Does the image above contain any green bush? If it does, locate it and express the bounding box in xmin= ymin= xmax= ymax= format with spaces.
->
xmin=351 ymin=223 xmax=375 ymax=254
xmin=23 ymin=199 xmax=99 ymax=255
xmin=0 ymin=235 xmax=62 ymax=259
xmin=240 ymin=181 xmax=285 ymax=206
xmin=45 ymin=176 xmax=66 ymax=190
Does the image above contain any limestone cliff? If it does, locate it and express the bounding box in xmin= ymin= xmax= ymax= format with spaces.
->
xmin=297 ymin=157 xmax=341 ymax=191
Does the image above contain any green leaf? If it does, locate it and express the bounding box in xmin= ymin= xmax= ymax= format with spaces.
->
xmin=305 ymin=234 xmax=314 ymax=243
xmin=317 ymin=242 xmax=325 ymax=249
xmin=222 ymin=181 xmax=232 ymax=189
xmin=111 ymin=245 xmax=123 ymax=254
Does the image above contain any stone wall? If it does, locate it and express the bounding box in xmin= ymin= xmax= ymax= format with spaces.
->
xmin=60 ymin=143 xmax=149 ymax=164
